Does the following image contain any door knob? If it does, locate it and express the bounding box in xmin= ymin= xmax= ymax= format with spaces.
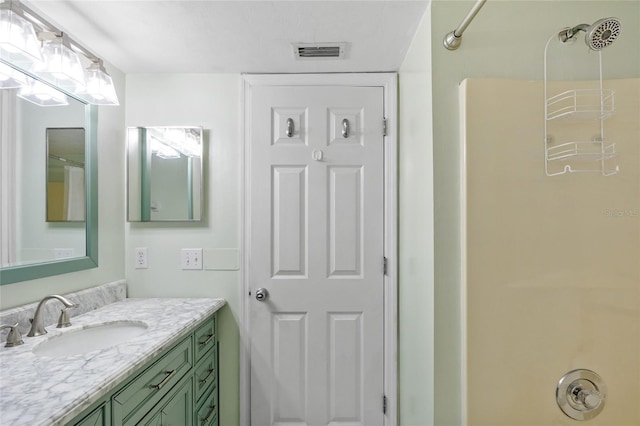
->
xmin=255 ymin=288 xmax=269 ymax=302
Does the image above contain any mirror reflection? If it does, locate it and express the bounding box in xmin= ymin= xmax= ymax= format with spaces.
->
xmin=46 ymin=128 xmax=86 ymax=222
xmin=0 ymin=83 xmax=89 ymax=269
xmin=127 ymin=127 xmax=203 ymax=222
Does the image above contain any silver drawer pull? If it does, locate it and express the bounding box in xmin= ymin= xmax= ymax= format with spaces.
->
xmin=200 ymin=404 xmax=216 ymax=423
xmin=149 ymin=370 xmax=177 ymax=390
xmin=200 ymin=368 xmax=216 ymax=385
xmin=199 ymin=333 xmax=214 ymax=346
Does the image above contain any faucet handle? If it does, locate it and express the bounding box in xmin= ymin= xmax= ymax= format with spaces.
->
xmin=57 ymin=305 xmax=77 ymax=328
xmin=1 ymin=323 xmax=24 ymax=347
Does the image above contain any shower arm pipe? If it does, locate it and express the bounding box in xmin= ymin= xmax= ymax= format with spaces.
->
xmin=443 ymin=0 xmax=488 ymax=50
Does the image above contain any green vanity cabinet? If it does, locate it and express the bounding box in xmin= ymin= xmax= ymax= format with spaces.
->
xmin=73 ymin=402 xmax=109 ymax=426
xmin=68 ymin=313 xmax=218 ymax=426
xmin=193 ymin=316 xmax=218 ymax=426
xmin=138 ymin=376 xmax=194 ymax=426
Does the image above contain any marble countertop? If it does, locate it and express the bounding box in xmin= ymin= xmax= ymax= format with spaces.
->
xmin=0 ymin=297 xmax=225 ymax=426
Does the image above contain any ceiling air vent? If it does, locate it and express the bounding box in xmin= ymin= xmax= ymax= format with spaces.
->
xmin=292 ymin=43 xmax=347 ymax=60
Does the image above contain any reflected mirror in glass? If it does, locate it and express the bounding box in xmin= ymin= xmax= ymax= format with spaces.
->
xmin=1 ymin=81 xmax=93 ymax=276
xmin=127 ymin=127 xmax=203 ymax=222
xmin=46 ymin=128 xmax=86 ymax=222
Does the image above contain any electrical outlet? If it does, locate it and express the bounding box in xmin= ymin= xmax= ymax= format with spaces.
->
xmin=53 ymin=248 xmax=75 ymax=259
xmin=135 ymin=247 xmax=148 ymax=269
xmin=181 ymin=248 xmax=202 ymax=270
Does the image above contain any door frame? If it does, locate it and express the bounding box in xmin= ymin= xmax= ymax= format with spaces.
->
xmin=240 ymin=73 xmax=398 ymax=426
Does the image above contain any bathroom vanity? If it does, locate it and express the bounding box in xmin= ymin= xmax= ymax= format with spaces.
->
xmin=0 ymin=297 xmax=224 ymax=426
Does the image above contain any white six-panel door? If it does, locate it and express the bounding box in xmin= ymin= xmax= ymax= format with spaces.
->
xmin=248 ymin=84 xmax=385 ymax=426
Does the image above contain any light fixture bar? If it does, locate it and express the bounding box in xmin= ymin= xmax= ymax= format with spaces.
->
xmin=0 ymin=0 xmax=119 ymax=105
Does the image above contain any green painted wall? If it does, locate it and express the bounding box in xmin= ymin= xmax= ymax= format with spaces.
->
xmin=125 ymin=74 xmax=241 ymax=426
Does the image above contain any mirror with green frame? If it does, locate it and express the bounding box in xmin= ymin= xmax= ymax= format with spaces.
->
xmin=0 ymin=64 xmax=98 ymax=285
xmin=127 ymin=126 xmax=203 ymax=222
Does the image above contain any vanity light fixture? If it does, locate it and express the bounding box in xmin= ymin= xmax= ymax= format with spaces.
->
xmin=150 ymin=137 xmax=181 ymax=159
xmin=0 ymin=61 xmax=26 ymax=87
xmin=145 ymin=128 xmax=204 ymax=160
xmin=0 ymin=0 xmax=119 ymax=106
xmin=152 ymin=127 xmax=203 ymax=158
xmin=0 ymin=5 xmax=42 ymax=66
xmin=17 ymin=78 xmax=68 ymax=106
xmin=32 ymin=32 xmax=86 ymax=92
xmin=81 ymin=59 xmax=119 ymax=105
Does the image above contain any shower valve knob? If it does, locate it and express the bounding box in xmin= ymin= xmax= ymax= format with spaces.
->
xmin=577 ymin=389 xmax=602 ymax=409
xmin=557 ymin=369 xmax=607 ymax=420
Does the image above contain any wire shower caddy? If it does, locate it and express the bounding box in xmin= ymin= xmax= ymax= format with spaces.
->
xmin=543 ymin=35 xmax=619 ymax=176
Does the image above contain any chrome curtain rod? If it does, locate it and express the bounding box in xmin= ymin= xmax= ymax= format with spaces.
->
xmin=443 ymin=0 xmax=487 ymax=50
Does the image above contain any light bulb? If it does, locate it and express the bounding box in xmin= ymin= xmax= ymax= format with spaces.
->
xmin=86 ymin=75 xmax=104 ymax=99
xmin=81 ymin=61 xmax=119 ymax=105
xmin=34 ymin=37 xmax=86 ymax=91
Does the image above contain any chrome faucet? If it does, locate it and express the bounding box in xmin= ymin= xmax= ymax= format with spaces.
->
xmin=27 ymin=295 xmax=79 ymax=337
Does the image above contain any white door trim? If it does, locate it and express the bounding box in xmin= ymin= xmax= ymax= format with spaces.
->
xmin=240 ymin=73 xmax=398 ymax=426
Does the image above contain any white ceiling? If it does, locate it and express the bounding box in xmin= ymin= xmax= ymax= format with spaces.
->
xmin=26 ymin=0 xmax=430 ymax=75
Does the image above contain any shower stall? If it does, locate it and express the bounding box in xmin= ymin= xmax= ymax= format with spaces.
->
xmin=461 ymin=75 xmax=639 ymax=425
xmin=430 ymin=1 xmax=640 ymax=425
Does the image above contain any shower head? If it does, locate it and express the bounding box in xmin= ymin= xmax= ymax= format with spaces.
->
xmin=558 ymin=17 xmax=622 ymax=50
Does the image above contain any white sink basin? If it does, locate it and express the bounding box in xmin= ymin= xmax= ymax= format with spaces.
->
xmin=32 ymin=321 xmax=148 ymax=357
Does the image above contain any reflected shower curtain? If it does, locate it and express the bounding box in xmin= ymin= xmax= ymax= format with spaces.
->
xmin=62 ymin=165 xmax=85 ymax=221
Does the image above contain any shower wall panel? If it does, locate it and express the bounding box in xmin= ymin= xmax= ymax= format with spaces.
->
xmin=461 ymin=78 xmax=639 ymax=426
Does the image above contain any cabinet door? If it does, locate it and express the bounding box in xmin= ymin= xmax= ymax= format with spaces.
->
xmin=161 ymin=376 xmax=193 ymax=426
xmin=113 ymin=336 xmax=193 ymax=425
xmin=139 ymin=376 xmax=193 ymax=426
xmin=73 ymin=403 xmax=107 ymax=426
xmin=139 ymin=411 xmax=162 ymax=426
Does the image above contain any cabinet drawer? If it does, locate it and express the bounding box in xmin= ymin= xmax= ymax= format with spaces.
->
xmin=194 ymin=347 xmax=217 ymax=402
xmin=195 ymin=385 xmax=218 ymax=426
xmin=112 ymin=336 xmax=193 ymax=426
xmin=194 ymin=315 xmax=216 ymax=362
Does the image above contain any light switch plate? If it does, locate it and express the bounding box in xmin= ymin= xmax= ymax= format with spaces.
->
xmin=181 ymin=248 xmax=203 ymax=270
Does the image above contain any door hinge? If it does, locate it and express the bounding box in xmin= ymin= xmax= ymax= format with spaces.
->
xmin=383 ymin=118 xmax=387 ymax=136
xmin=383 ymin=257 xmax=388 ymax=275
xmin=383 ymin=394 xmax=387 ymax=414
